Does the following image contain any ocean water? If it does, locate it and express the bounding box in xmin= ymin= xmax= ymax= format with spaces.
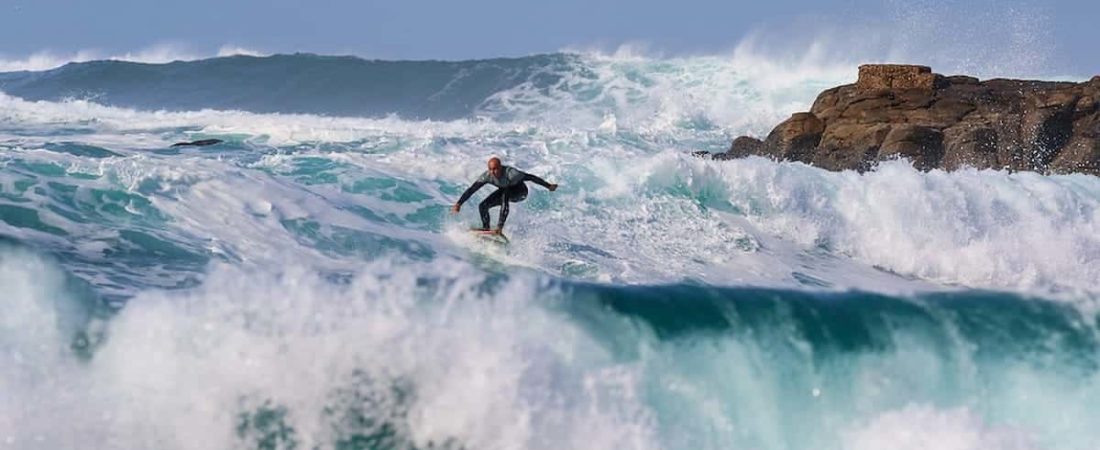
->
xmin=1 ymin=52 xmax=1098 ymax=450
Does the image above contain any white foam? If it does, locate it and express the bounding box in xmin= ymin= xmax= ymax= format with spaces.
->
xmin=0 ymin=91 xmax=536 ymax=148
xmin=708 ymin=158 xmax=1100 ymax=296
xmin=0 ymin=256 xmax=659 ymax=450
xmin=0 ymin=246 xmax=103 ymax=448
xmin=3 ymin=250 xmax=1100 ymax=449
xmin=215 ymin=46 xmax=268 ymax=58
xmin=478 ymin=51 xmax=847 ymax=135
xmin=0 ymin=44 xmax=268 ymax=72
xmin=845 ymin=405 xmax=1039 ymax=450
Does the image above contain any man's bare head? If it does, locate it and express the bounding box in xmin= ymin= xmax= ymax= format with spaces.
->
xmin=487 ymin=157 xmax=503 ymax=178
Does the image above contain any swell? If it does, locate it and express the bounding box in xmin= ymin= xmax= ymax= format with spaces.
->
xmin=0 ymin=53 xmax=578 ymax=120
xmin=567 ymin=281 xmax=1100 ymax=365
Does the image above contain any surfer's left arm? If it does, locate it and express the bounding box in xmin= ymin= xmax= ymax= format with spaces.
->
xmin=522 ymin=173 xmax=558 ymax=191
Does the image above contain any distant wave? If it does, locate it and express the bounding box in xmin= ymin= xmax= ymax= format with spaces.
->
xmin=0 ymin=53 xmax=582 ymax=120
xmin=0 ymin=44 xmax=267 ymax=73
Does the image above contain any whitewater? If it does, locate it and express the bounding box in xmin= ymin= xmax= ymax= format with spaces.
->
xmin=1 ymin=52 xmax=1099 ymax=450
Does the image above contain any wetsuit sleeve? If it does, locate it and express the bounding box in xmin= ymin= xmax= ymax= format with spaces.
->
xmin=456 ymin=181 xmax=486 ymax=206
xmin=522 ymin=173 xmax=553 ymax=189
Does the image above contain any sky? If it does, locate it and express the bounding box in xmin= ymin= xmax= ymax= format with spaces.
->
xmin=0 ymin=0 xmax=1097 ymax=76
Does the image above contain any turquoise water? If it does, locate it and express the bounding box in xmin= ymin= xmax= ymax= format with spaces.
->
xmin=1 ymin=53 xmax=1099 ymax=450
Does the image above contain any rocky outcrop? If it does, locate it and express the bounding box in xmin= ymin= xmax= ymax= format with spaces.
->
xmin=716 ymin=136 xmax=764 ymax=160
xmin=707 ymin=64 xmax=1100 ymax=176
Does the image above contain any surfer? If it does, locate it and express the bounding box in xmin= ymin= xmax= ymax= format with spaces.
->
xmin=451 ymin=157 xmax=558 ymax=233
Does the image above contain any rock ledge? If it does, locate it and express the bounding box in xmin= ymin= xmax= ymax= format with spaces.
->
xmin=708 ymin=64 xmax=1100 ymax=175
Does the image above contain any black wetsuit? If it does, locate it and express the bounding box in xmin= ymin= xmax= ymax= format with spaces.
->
xmin=456 ymin=166 xmax=553 ymax=230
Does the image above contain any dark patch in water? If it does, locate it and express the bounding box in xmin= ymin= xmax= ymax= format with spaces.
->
xmin=43 ymin=142 xmax=121 ymax=158
xmin=792 ymin=271 xmax=833 ymax=288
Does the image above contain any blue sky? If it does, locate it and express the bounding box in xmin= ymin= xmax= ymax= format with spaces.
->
xmin=1 ymin=0 xmax=1096 ymax=76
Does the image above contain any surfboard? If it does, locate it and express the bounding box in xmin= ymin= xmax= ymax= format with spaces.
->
xmin=469 ymin=228 xmax=510 ymax=244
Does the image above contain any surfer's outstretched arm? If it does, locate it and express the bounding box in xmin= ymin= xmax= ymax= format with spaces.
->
xmin=453 ymin=181 xmax=487 ymax=212
xmin=522 ymin=173 xmax=558 ymax=191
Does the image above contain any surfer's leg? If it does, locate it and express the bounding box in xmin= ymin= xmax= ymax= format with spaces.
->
xmin=499 ymin=189 xmax=510 ymax=229
xmin=497 ymin=184 xmax=526 ymax=229
xmin=510 ymin=183 xmax=529 ymax=202
xmin=478 ymin=189 xmax=504 ymax=229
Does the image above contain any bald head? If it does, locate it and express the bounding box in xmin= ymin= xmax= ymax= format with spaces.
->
xmin=487 ymin=157 xmax=503 ymax=178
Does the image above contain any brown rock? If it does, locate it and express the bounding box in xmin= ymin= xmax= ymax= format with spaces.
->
xmin=1019 ymin=94 xmax=1076 ymax=168
xmin=856 ymin=64 xmax=940 ymax=91
xmin=839 ymin=91 xmax=904 ymax=122
xmin=721 ymin=64 xmax=1100 ymax=176
xmin=878 ymin=125 xmax=945 ymax=170
xmin=815 ymin=124 xmax=891 ymax=171
xmin=1050 ymin=137 xmax=1100 ymax=174
xmin=1051 ymin=114 xmax=1100 ymax=173
xmin=942 ymin=125 xmax=999 ymax=170
xmin=762 ymin=112 xmax=825 ymax=162
xmin=1075 ymin=96 xmax=1098 ymax=116
xmin=810 ymin=87 xmax=845 ymax=121
xmin=945 ymin=75 xmax=979 ymax=86
xmin=716 ymin=136 xmax=764 ymax=160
